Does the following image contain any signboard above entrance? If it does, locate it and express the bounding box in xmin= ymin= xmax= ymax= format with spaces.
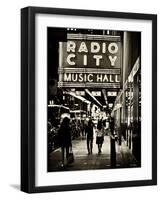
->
xmin=60 ymin=34 xmax=121 ymax=69
xmin=58 ymin=33 xmax=122 ymax=88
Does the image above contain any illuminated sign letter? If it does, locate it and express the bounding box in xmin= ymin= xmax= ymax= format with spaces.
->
xmin=108 ymin=42 xmax=118 ymax=54
xmin=72 ymin=74 xmax=78 ymax=82
xmin=78 ymin=74 xmax=83 ymax=82
xmin=91 ymin=42 xmax=100 ymax=53
xmin=67 ymin=41 xmax=76 ymax=52
xmin=87 ymin=74 xmax=93 ymax=82
xmin=109 ymin=75 xmax=114 ymax=82
xmin=93 ymin=55 xmax=102 ymax=66
xmin=115 ymin=74 xmax=120 ymax=82
xmin=97 ymin=74 xmax=103 ymax=82
xmin=102 ymin=42 xmax=106 ymax=53
xmin=78 ymin=42 xmax=88 ymax=53
xmin=64 ymin=73 xmax=71 ymax=81
xmin=103 ymin=74 xmax=109 ymax=82
xmin=83 ymin=55 xmax=87 ymax=66
xmin=67 ymin=54 xmax=76 ymax=65
xmin=109 ymin=55 xmax=117 ymax=66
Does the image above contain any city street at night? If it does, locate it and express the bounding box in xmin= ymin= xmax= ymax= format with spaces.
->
xmin=48 ymin=27 xmax=141 ymax=172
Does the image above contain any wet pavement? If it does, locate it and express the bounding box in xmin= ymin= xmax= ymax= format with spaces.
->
xmin=48 ymin=131 xmax=139 ymax=172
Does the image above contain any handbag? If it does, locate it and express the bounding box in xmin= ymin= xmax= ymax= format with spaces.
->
xmin=68 ymin=147 xmax=74 ymax=164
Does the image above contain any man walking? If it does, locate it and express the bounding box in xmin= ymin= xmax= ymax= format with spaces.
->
xmin=86 ymin=119 xmax=94 ymax=155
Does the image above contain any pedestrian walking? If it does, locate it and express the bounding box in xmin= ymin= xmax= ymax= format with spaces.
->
xmin=86 ymin=119 xmax=94 ymax=154
xmin=84 ymin=118 xmax=89 ymax=137
xmin=58 ymin=117 xmax=72 ymax=167
xmin=109 ymin=116 xmax=115 ymax=136
xmin=109 ymin=116 xmax=116 ymax=167
xmin=96 ymin=120 xmax=104 ymax=154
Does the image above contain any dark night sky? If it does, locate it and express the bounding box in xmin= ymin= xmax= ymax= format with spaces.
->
xmin=48 ymin=27 xmax=67 ymax=80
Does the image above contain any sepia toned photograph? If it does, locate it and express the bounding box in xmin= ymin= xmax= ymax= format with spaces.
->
xmin=21 ymin=7 xmax=157 ymax=193
xmin=47 ymin=27 xmax=141 ymax=172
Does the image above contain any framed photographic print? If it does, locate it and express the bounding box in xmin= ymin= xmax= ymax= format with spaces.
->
xmin=21 ymin=6 xmax=157 ymax=193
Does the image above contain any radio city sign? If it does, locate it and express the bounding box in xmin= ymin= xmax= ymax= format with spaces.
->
xmin=58 ymin=34 xmax=121 ymax=88
xmin=66 ymin=40 xmax=119 ymax=67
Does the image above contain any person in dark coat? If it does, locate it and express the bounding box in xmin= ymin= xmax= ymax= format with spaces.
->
xmin=58 ymin=117 xmax=72 ymax=167
xmin=109 ymin=116 xmax=116 ymax=167
xmin=86 ymin=119 xmax=94 ymax=154
xmin=109 ymin=116 xmax=114 ymax=136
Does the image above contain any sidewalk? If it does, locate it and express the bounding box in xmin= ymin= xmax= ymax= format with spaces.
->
xmin=48 ymin=135 xmax=138 ymax=172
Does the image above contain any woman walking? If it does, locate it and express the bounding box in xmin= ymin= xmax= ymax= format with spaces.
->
xmin=58 ymin=117 xmax=72 ymax=167
xmin=96 ymin=120 xmax=104 ymax=154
